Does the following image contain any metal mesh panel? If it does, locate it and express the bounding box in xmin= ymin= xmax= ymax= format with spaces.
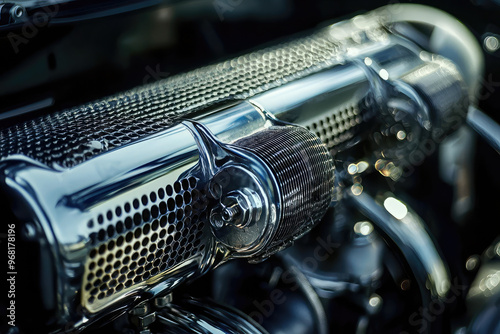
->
xmin=81 ymin=177 xmax=209 ymax=312
xmin=305 ymin=103 xmax=363 ymax=150
xmin=0 ymin=21 xmax=387 ymax=168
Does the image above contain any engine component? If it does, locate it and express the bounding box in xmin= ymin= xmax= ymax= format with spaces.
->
xmin=185 ymin=121 xmax=334 ymax=260
xmin=347 ymin=192 xmax=450 ymax=303
xmin=155 ymin=297 xmax=269 ymax=334
xmin=0 ymin=101 xmax=334 ymax=332
xmin=0 ymin=5 xmax=473 ymax=333
xmin=212 ymin=257 xmax=329 ymax=334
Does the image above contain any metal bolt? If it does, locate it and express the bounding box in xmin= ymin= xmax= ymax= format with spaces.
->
xmin=211 ymin=193 xmax=246 ymax=228
xmin=484 ymin=35 xmax=500 ymax=52
xmin=131 ymin=312 xmax=156 ymax=329
xmin=130 ymin=302 xmax=150 ymax=316
xmin=222 ymin=203 xmax=240 ymax=222
xmin=10 ymin=5 xmax=25 ymax=19
xmin=154 ymin=294 xmax=173 ymax=308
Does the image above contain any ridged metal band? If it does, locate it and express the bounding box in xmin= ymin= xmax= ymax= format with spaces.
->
xmin=233 ymin=126 xmax=335 ymax=257
xmin=400 ymin=58 xmax=468 ymax=131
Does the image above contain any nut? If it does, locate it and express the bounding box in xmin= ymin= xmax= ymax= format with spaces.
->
xmin=129 ymin=302 xmax=150 ymax=316
xmin=154 ymin=294 xmax=173 ymax=308
xmin=131 ymin=312 xmax=156 ymax=329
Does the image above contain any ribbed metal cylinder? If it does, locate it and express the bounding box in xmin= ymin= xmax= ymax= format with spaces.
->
xmin=401 ymin=58 xmax=468 ymax=131
xmin=233 ymin=126 xmax=335 ymax=257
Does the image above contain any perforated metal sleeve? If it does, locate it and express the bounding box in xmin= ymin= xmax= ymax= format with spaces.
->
xmin=0 ymin=18 xmax=387 ymax=168
xmin=81 ymin=176 xmax=211 ymax=312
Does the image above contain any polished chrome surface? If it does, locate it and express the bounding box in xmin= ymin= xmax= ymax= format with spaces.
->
xmin=467 ymin=106 xmax=500 ymax=154
xmin=156 ymin=298 xmax=269 ymax=334
xmin=0 ymin=5 xmax=390 ymax=169
xmin=184 ymin=119 xmax=334 ymax=260
xmin=1 ymin=101 xmax=270 ymax=318
xmin=347 ymin=191 xmax=450 ymax=303
xmin=231 ymin=125 xmax=335 ymax=260
xmin=183 ymin=120 xmax=281 ymax=257
xmin=0 ymin=5 xmax=475 ymax=332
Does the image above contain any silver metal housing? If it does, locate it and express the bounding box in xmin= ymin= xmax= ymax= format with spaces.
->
xmin=0 ymin=5 xmax=471 ymax=332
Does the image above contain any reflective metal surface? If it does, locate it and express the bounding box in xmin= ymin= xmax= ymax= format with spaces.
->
xmin=347 ymin=191 xmax=450 ymax=303
xmin=157 ymin=298 xmax=268 ymax=334
xmin=467 ymin=106 xmax=500 ymax=154
xmin=0 ymin=4 xmax=487 ymax=333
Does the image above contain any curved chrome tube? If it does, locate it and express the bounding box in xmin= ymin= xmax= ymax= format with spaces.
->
xmin=346 ymin=190 xmax=450 ymax=305
xmin=467 ymin=106 xmax=500 ymax=154
xmin=383 ymin=3 xmax=484 ymax=100
xmin=157 ymin=298 xmax=269 ymax=334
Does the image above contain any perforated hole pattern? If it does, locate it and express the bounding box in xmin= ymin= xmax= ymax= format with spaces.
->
xmin=82 ymin=177 xmax=209 ymax=308
xmin=306 ymin=104 xmax=364 ymax=152
xmin=0 ymin=20 xmax=388 ymax=168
